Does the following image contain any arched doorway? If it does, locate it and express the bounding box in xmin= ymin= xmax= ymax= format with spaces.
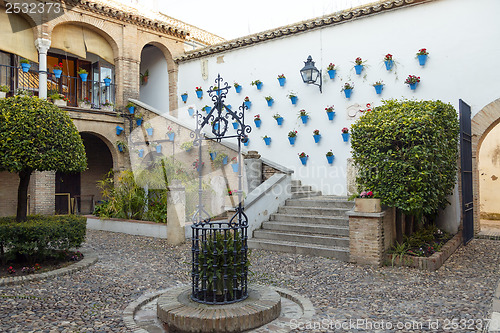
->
xmin=139 ymin=44 xmax=170 ymax=114
xmin=55 ymin=132 xmax=113 ymax=214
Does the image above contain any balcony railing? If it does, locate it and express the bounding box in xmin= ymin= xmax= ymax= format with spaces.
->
xmin=0 ymin=64 xmax=116 ymax=111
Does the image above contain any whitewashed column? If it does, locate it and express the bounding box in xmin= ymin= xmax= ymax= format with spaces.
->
xmin=34 ymin=38 xmax=51 ymax=100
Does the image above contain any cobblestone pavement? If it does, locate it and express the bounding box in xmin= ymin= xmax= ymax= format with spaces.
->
xmin=0 ymin=230 xmax=499 ymax=332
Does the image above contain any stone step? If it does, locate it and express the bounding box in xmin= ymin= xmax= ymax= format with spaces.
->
xmin=291 ymin=185 xmax=312 ymax=192
xmin=285 ymin=197 xmax=353 ymax=209
xmin=291 ymin=191 xmax=322 ymax=199
xmin=248 ymin=238 xmax=349 ymax=261
xmin=278 ymin=205 xmax=350 ymax=217
xmin=261 ymin=221 xmax=349 ymax=237
xmin=253 ymin=230 xmax=349 ymax=248
xmin=291 ymin=180 xmax=302 ymax=186
xmin=269 ymin=213 xmax=348 ymax=226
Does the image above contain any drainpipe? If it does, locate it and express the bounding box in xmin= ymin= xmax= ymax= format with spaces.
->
xmin=35 ymin=38 xmax=51 ymax=100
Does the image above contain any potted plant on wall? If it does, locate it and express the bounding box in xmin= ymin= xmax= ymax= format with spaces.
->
xmin=354 ymin=190 xmax=381 ymax=213
xmin=354 ymin=57 xmax=365 ymax=75
xmin=342 ymin=82 xmax=354 ymax=99
xmin=49 ymin=92 xmax=69 ymax=107
xmin=326 ymin=150 xmax=335 ymax=164
xmin=231 ymin=157 xmax=239 ymax=172
xmin=373 ymin=80 xmax=384 ymax=95
xmin=202 ymin=105 xmax=212 ymax=113
xmin=78 ymin=97 xmax=91 ymax=109
xmin=53 ymin=62 xmax=63 ymax=78
xmin=273 ymin=113 xmax=283 ymax=125
xmin=288 ymin=130 xmax=297 ymax=145
xmin=181 ymin=92 xmax=188 ymax=103
xmin=234 ymin=82 xmax=242 ymax=93
xmin=116 ymin=140 xmax=127 ymax=153
xmin=181 ymin=141 xmax=194 ymax=152
xmin=341 ymin=127 xmax=350 ymax=142
xmin=20 ymin=59 xmax=31 ymax=72
xmin=103 ymin=76 xmax=112 ymax=87
xmin=214 ymin=152 xmax=228 ymax=168
xmin=167 ymin=126 xmax=175 ymax=141
xmin=244 ymin=96 xmax=251 ymax=109
xmin=254 ymin=114 xmax=262 ymax=128
xmin=287 ymin=92 xmax=298 ymax=105
xmin=298 ymin=109 xmax=309 ymax=124
xmin=313 ymin=129 xmax=321 ymax=143
xmin=140 ymin=69 xmax=149 ymax=85
xmin=416 ymin=48 xmax=429 ymax=66
xmin=145 ymin=123 xmax=153 ymax=136
xmin=277 ymin=74 xmax=286 ymax=87
xmin=384 ymin=54 xmax=394 ymax=70
xmin=265 ymin=96 xmax=274 ymax=107
xmin=135 ymin=112 xmax=143 ymax=126
xmin=298 ymin=152 xmax=308 ymax=165
xmin=102 ymin=100 xmax=114 ymax=111
xmin=0 ymin=85 xmax=10 ymax=99
xmin=126 ymin=102 xmax=135 ymax=114
xmin=195 ymin=87 xmax=203 ymax=99
xmin=251 ymin=80 xmax=263 ymax=90
xmin=405 ymin=75 xmax=420 ymax=90
xmin=327 ymin=63 xmax=336 ymax=79
xmin=262 ymin=135 xmax=271 ymax=145
xmin=77 ymin=68 xmax=88 ymax=82
xmin=325 ymin=105 xmax=335 ymax=120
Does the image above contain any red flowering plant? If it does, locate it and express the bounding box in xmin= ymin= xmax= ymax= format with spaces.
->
xmin=277 ymin=74 xmax=285 ymax=79
xmin=288 ymin=130 xmax=297 ymax=138
xmin=227 ymin=188 xmax=233 ymax=196
xmin=195 ymin=86 xmax=203 ymax=92
xmin=254 ymin=114 xmax=261 ymax=121
xmin=384 ymin=54 xmax=393 ymax=61
xmin=192 ymin=159 xmax=204 ymax=169
xmin=342 ymin=127 xmax=349 ymax=134
xmin=313 ymin=129 xmax=320 ymax=136
xmin=341 ymin=82 xmax=354 ymax=91
xmin=360 ymin=191 xmax=374 ymax=198
xmin=7 ymin=266 xmax=15 ymax=274
xmin=416 ymin=48 xmax=429 ymax=56
xmin=298 ymin=152 xmax=308 ymax=158
xmin=325 ymin=105 xmax=334 ymax=113
xmin=355 ymin=57 xmax=364 ymax=65
xmin=244 ymin=96 xmax=250 ymax=102
xmin=327 ymin=63 xmax=336 ymax=70
xmin=405 ymin=75 xmax=421 ymax=85
xmin=53 ymin=62 xmax=63 ymax=70
xmin=231 ymin=157 xmax=237 ymax=164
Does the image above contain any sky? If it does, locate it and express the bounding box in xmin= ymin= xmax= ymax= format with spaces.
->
xmin=152 ymin=0 xmax=375 ymax=40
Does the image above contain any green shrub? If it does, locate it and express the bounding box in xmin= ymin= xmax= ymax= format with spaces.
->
xmin=0 ymin=215 xmax=86 ymax=263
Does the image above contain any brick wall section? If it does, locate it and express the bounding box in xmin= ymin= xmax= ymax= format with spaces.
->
xmin=262 ymin=164 xmax=282 ymax=182
xmin=30 ymin=171 xmax=55 ymax=215
xmin=348 ymin=211 xmax=386 ymax=266
xmin=0 ymin=172 xmax=20 ymax=216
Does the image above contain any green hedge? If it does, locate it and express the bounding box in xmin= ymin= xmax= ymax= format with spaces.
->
xmin=0 ymin=215 xmax=86 ymax=262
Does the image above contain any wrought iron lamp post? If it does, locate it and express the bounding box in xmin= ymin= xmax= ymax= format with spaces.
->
xmin=300 ymin=55 xmax=322 ymax=93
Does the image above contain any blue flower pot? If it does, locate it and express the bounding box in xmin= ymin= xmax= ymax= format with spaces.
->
xmin=196 ymin=90 xmax=203 ymax=98
xmin=278 ymin=77 xmax=286 ymax=86
xmin=214 ymin=123 xmax=219 ymax=131
xmin=301 ymin=115 xmax=308 ymax=124
xmin=210 ymin=152 xmax=217 ymax=160
xmin=117 ymin=144 xmax=124 ymax=152
xmin=232 ymin=122 xmax=239 ymax=129
xmin=181 ymin=94 xmax=188 ymax=102
xmin=116 ymin=126 xmax=124 ymax=135
xmin=226 ymin=105 xmax=232 ymax=110
xmin=21 ymin=63 xmax=30 ymax=72
xmin=384 ymin=60 xmax=393 ymax=71
xmin=188 ymin=108 xmax=194 ymax=117
xmin=344 ymin=89 xmax=352 ymax=99
xmin=254 ymin=119 xmax=261 ymax=128
xmin=417 ymin=54 xmax=427 ymax=66
xmin=374 ymin=84 xmax=383 ymax=95
xmin=244 ymin=139 xmax=249 ymax=146
xmin=156 ymin=145 xmax=162 ymax=153
xmin=342 ymin=132 xmax=350 ymax=142
xmin=104 ymin=78 xmax=111 ymax=86
xmin=185 ymin=147 xmax=192 ymax=152
xmin=299 ymin=156 xmax=308 ymax=165
xmin=313 ymin=134 xmax=321 ymax=143
xmin=276 ymin=117 xmax=283 ymax=126
xmin=136 ymin=118 xmax=143 ymax=126
xmin=231 ymin=163 xmax=239 ymax=172
xmin=146 ymin=128 xmax=153 ymax=136
xmin=222 ymin=156 xmax=228 ymax=165
xmin=263 ymin=137 xmax=271 ymax=145
xmin=327 ymin=69 xmax=336 ymax=79
xmin=256 ymin=82 xmax=263 ymax=90
xmin=138 ymin=149 xmax=144 ymax=158
xmin=326 ymin=155 xmax=335 ymax=164
xmin=79 ymin=73 xmax=88 ymax=82
xmin=327 ymin=112 xmax=335 ymax=121
xmin=53 ymin=69 xmax=62 ymax=78
xmin=267 ymin=99 xmax=274 ymax=107
xmin=168 ymin=133 xmax=175 ymax=141
xmin=244 ymin=101 xmax=251 ymax=109
xmin=410 ymin=83 xmax=418 ymax=90
xmin=288 ymin=136 xmax=296 ymax=145
xmin=204 ymin=106 xmax=212 ymax=114
xmin=128 ymin=106 xmax=135 ymax=114
xmin=354 ymin=65 xmax=363 ymax=75
xmin=290 ymin=96 xmax=298 ymax=105
xmin=235 ymin=85 xmax=242 ymax=93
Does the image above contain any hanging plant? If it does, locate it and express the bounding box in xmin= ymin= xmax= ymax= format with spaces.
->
xmin=288 ymin=130 xmax=297 ymax=145
xmin=273 ymin=113 xmax=283 ymax=125
xmin=354 ymin=57 xmax=365 ymax=75
xmin=341 ymin=127 xmax=350 ymax=142
xmin=405 ymin=75 xmax=420 ymax=90
xmin=325 ymin=105 xmax=335 ymax=120
xmin=373 ymin=80 xmax=384 ymax=95
xmin=416 ymin=48 xmax=429 ymax=66
xmin=181 ymin=92 xmax=188 ymax=103
xmin=277 ymin=74 xmax=286 ymax=87
xmin=313 ymin=129 xmax=321 ymax=143
xmin=287 ymin=92 xmax=298 ymax=105
xmin=342 ymin=82 xmax=354 ymax=99
xmin=298 ymin=109 xmax=309 ymax=124
xmin=326 ymin=63 xmax=337 ymax=79
xmin=384 ymin=54 xmax=394 ymax=71
xmin=234 ymin=82 xmax=242 ymax=93
xmin=244 ymin=96 xmax=251 ymax=109
xmin=262 ymin=135 xmax=271 ymax=145
xmin=265 ymin=96 xmax=274 ymax=107
xmin=254 ymin=114 xmax=262 ymax=128
xmin=298 ymin=152 xmax=308 ymax=165
xmin=195 ymin=87 xmax=203 ymax=98
xmin=326 ymin=150 xmax=335 ymax=164
xmin=251 ymin=80 xmax=263 ymax=90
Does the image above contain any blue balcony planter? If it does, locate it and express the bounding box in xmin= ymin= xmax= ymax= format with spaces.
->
xmin=244 ymin=101 xmax=251 ymax=109
xmin=409 ymin=83 xmax=418 ymax=90
xmin=417 ymin=54 xmax=428 ymax=66
xmin=299 ymin=156 xmax=308 ymax=166
xmin=256 ymin=82 xmax=263 ymax=90
xmin=327 ymin=111 xmax=335 ymax=121
xmin=138 ymin=149 xmax=144 ymax=158
xmin=136 ymin=118 xmax=143 ymax=126
xmin=79 ymin=73 xmax=88 ymax=82
xmin=266 ymin=99 xmax=274 ymax=107
xmin=278 ymin=77 xmax=286 ymax=87
xmin=235 ymin=85 xmax=242 ymax=93
xmin=222 ymin=156 xmax=228 ymax=165
xmin=342 ymin=132 xmax=350 ymax=142
xmin=156 ymin=145 xmax=162 ymax=153
xmin=344 ymin=89 xmax=352 ymax=99
xmin=210 ymin=152 xmax=217 ymax=161
xmin=288 ymin=136 xmax=296 ymax=145
xmin=326 ymin=155 xmax=335 ymax=164
xmin=244 ymin=139 xmax=249 ymax=146
xmin=313 ymin=134 xmax=321 ymax=143
xmin=117 ymin=144 xmax=124 ymax=152
xmin=146 ymin=128 xmax=153 ymax=136
xmin=354 ymin=65 xmax=363 ymax=75
xmin=231 ymin=163 xmax=239 ymax=172
xmin=374 ymin=84 xmax=383 ymax=95
xmin=188 ymin=108 xmax=194 ymax=117
xmin=384 ymin=60 xmax=393 ymax=71
xmin=276 ymin=117 xmax=283 ymax=126
xmin=53 ymin=69 xmax=62 ymax=78
xmin=300 ymin=115 xmax=308 ymax=124
xmin=290 ymin=96 xmax=298 ymax=105
xmin=21 ymin=63 xmax=31 ymax=72
xmin=168 ymin=132 xmax=175 ymax=141
xmin=254 ymin=119 xmax=261 ymax=128
xmin=104 ymin=78 xmax=111 ymax=87
xmin=128 ymin=106 xmax=135 ymax=114
xmin=232 ymin=122 xmax=239 ymax=129
xmin=116 ymin=126 xmax=124 ymax=135
xmin=263 ymin=137 xmax=271 ymax=145
xmin=327 ymin=69 xmax=336 ymax=79
xmin=181 ymin=94 xmax=188 ymax=102
xmin=196 ymin=90 xmax=203 ymax=98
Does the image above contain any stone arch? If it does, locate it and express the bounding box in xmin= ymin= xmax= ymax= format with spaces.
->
xmin=471 ymin=98 xmax=500 ymax=232
xmin=79 ymin=130 xmax=120 ymax=171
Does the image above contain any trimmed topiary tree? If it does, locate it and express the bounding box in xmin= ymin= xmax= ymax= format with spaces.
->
xmin=351 ymin=99 xmax=459 ymax=220
xmin=0 ymin=96 xmax=87 ymax=222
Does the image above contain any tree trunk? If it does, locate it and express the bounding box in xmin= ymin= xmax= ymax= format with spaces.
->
xmin=16 ymin=169 xmax=32 ymax=222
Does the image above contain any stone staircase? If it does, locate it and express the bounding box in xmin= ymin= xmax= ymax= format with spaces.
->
xmin=248 ymin=180 xmax=353 ymax=261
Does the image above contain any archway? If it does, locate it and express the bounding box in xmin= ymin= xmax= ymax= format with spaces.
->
xmin=139 ymin=44 xmax=170 ymax=114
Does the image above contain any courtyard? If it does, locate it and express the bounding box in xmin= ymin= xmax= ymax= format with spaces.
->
xmin=0 ymin=230 xmax=499 ymax=332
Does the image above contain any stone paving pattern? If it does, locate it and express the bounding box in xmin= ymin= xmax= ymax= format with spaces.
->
xmin=0 ymin=230 xmax=499 ymax=332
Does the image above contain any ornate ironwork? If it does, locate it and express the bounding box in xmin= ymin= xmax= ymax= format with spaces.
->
xmin=191 ymin=74 xmax=251 ymax=304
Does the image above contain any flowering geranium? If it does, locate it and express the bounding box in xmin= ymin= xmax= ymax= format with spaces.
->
xmin=341 ymin=82 xmax=354 ymax=91
xmin=416 ymin=48 xmax=429 ymax=56
xmin=355 ymin=57 xmax=363 ymax=65
xmin=373 ymin=80 xmax=384 ymax=86
xmin=251 ymin=80 xmax=262 ymax=86
xmin=192 ymin=159 xmax=204 ymax=169
xmin=273 ymin=113 xmax=282 ymax=119
xmin=360 ymin=191 xmax=374 ymax=198
xmin=227 ymin=188 xmax=233 ymax=196
xmin=244 ymin=96 xmax=250 ymax=102
xmin=288 ymin=130 xmax=297 ymax=138
xmin=231 ymin=157 xmax=237 ymax=164
xmin=405 ymin=75 xmax=421 ymax=85
xmin=327 ymin=63 xmax=336 ymax=70
xmin=326 ymin=150 xmax=334 ymax=157
xmin=254 ymin=114 xmax=261 ymax=121
xmin=234 ymin=82 xmax=240 ymax=88
xmin=7 ymin=266 xmax=15 ymax=274
xmin=342 ymin=127 xmax=349 ymax=134
xmin=277 ymin=74 xmax=285 ymax=79
xmin=298 ymin=152 xmax=308 ymax=158
xmin=313 ymin=129 xmax=320 ymax=136
xmin=298 ymin=109 xmax=308 ymax=117
xmin=325 ymin=105 xmax=334 ymax=113
xmin=195 ymin=87 xmax=203 ymax=92
xmin=53 ymin=62 xmax=63 ymax=70
xmin=384 ymin=54 xmax=393 ymax=61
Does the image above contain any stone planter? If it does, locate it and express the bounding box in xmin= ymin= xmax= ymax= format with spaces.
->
xmin=101 ymin=105 xmax=114 ymax=111
xmin=78 ymin=102 xmax=91 ymax=109
xmin=53 ymin=99 xmax=67 ymax=107
xmin=354 ymin=198 xmax=381 ymax=213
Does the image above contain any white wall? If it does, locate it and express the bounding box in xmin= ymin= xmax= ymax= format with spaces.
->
xmin=479 ymin=123 xmax=500 ymax=218
xmin=140 ymin=45 xmax=170 ymax=114
xmin=176 ymin=0 xmax=500 ymax=232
